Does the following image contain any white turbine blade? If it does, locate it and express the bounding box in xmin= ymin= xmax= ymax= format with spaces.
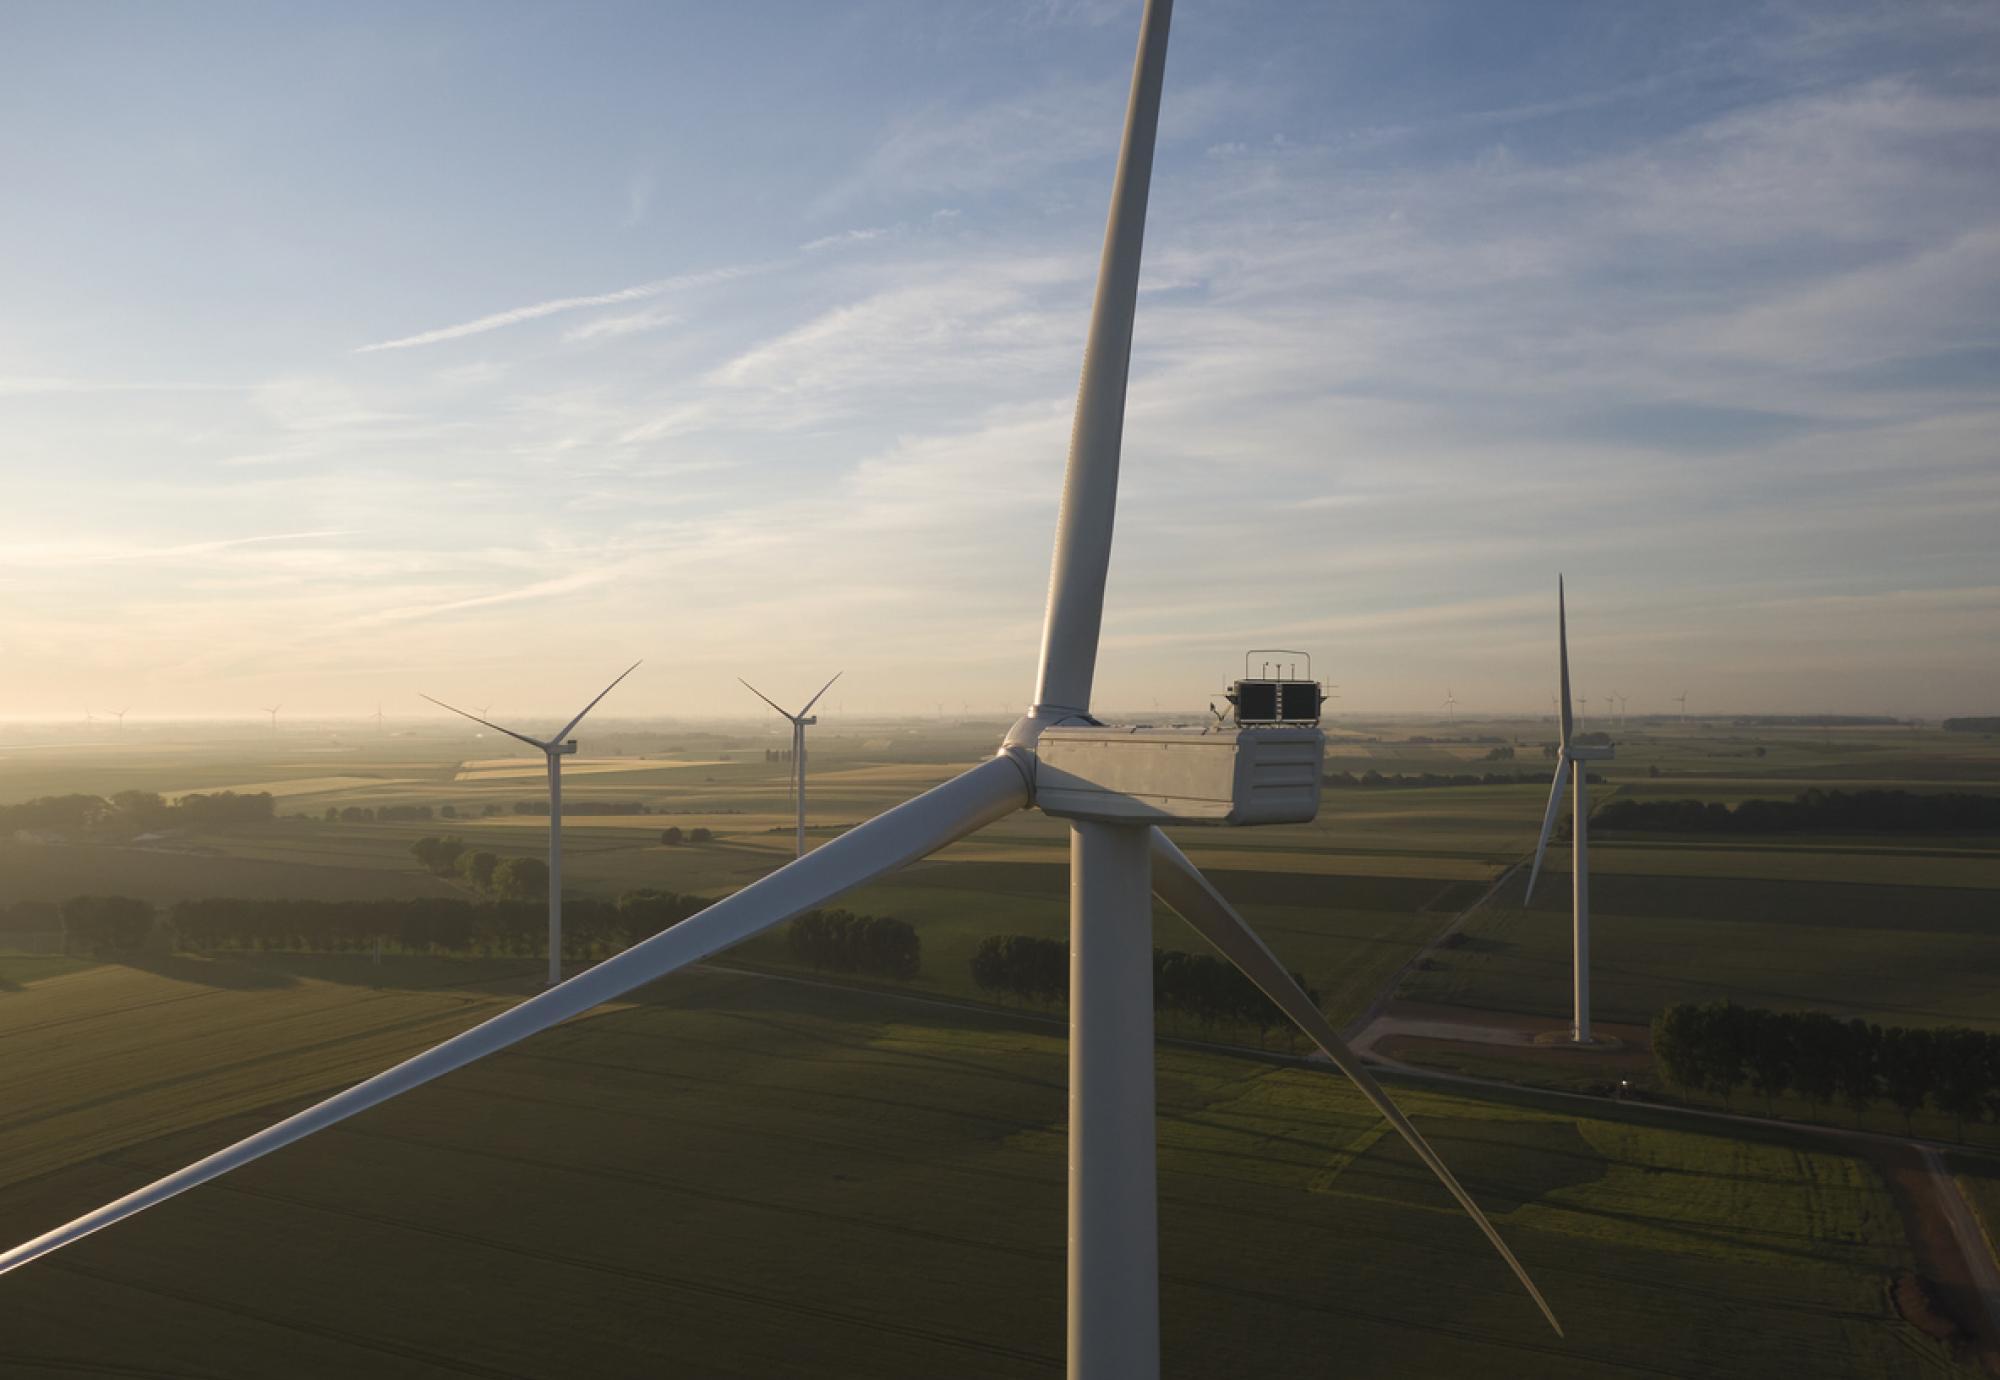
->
xmin=1030 ymin=0 xmax=1173 ymax=716
xmin=549 ymin=660 xmax=642 ymax=744
xmin=1148 ymin=830 xmax=1563 ymax=1339
xmin=738 ymin=678 xmax=796 ymax=722
xmin=419 ymin=694 xmax=548 ymax=752
xmin=1556 ymin=575 xmax=1572 ymax=749
xmin=0 ymin=755 xmax=1027 ymax=1281
xmin=1523 ymin=756 xmax=1571 ymax=904
xmin=798 ymin=670 xmax=842 ymax=719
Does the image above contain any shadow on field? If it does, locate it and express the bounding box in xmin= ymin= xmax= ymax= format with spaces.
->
xmin=117 ymin=954 xmax=300 ymax=990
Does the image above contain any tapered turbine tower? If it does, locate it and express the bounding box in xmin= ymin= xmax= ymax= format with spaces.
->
xmin=1525 ymin=577 xmax=1613 ymax=1044
xmin=740 ymin=671 xmax=840 ymax=858
xmin=423 ymin=663 xmax=639 ymax=987
xmin=0 ymin=6 xmax=1562 ymax=1369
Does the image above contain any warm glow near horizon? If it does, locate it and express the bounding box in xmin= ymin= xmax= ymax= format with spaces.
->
xmin=3 ymin=1 xmax=1994 ymax=721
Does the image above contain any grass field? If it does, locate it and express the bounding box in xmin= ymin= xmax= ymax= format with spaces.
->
xmin=0 ymin=958 xmax=1958 ymax=1378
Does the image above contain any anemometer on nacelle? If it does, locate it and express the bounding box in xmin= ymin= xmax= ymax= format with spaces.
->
xmin=1034 ymin=650 xmax=1326 ymax=828
xmin=1223 ymin=650 xmax=1325 ymax=727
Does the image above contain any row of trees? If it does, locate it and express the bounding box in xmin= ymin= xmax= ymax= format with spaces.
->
xmin=968 ymin=935 xmax=1319 ymax=1041
xmin=1 ymin=790 xmax=274 ymax=835
xmin=658 ymin=827 xmax=715 ymax=845
xmin=409 ymin=836 xmax=549 ymax=899
xmin=171 ymin=888 xmax=710 ymax=961
xmin=57 ymin=896 xmax=157 ymax=955
xmin=1322 ymin=769 xmax=1604 ymax=790
xmin=786 ymin=909 xmax=920 ymax=979
xmin=1600 ymin=789 xmax=2000 ymax=836
xmin=1653 ymin=1001 xmax=2000 ymax=1134
xmin=1944 ymin=717 xmax=2000 ymax=734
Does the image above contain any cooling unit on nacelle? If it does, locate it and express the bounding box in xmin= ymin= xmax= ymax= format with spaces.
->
xmin=1225 ymin=650 xmax=1325 ymax=726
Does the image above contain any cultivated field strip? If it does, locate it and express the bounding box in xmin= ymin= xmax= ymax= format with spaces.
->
xmin=0 ymin=961 xmax=1962 ymax=1377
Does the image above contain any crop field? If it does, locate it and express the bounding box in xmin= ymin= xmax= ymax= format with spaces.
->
xmin=0 ymin=959 xmax=1958 ymax=1379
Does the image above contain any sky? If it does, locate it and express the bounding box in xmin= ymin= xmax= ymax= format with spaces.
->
xmin=1 ymin=0 xmax=1995 ymax=723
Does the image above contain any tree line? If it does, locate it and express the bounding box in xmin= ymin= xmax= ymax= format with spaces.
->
xmin=1944 ymin=717 xmax=2000 ymax=734
xmin=172 ymin=889 xmax=710 ymax=961
xmin=969 ymin=934 xmax=1319 ymax=1041
xmin=1653 ymin=1001 xmax=2000 ymax=1135
xmin=0 ymin=790 xmax=274 ymax=835
xmin=1322 ymin=769 xmax=1603 ymax=790
xmin=786 ymin=909 xmax=920 ymax=979
xmin=1599 ymin=789 xmax=2000 ymax=836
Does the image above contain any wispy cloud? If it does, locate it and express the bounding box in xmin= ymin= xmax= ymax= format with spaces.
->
xmin=354 ymin=264 xmax=765 ymax=353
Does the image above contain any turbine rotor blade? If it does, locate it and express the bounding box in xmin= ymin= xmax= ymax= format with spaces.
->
xmin=1524 ymin=756 xmax=1571 ymax=904
xmin=0 ymin=756 xmax=1029 ymax=1280
xmin=549 ymin=660 xmax=643 ymax=745
xmin=1030 ymin=0 xmax=1173 ymax=716
xmin=1148 ymin=830 xmax=1564 ymax=1339
xmin=420 ymin=694 xmax=549 ymax=752
xmin=1556 ymin=576 xmax=1572 ymax=749
xmin=737 ymin=678 xmax=796 ymax=723
xmin=798 ymin=670 xmax=843 ymax=719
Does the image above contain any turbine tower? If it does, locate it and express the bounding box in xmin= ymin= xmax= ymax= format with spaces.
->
xmin=1674 ymin=690 xmax=1688 ymax=724
xmin=1442 ymin=688 xmax=1458 ymax=721
xmin=423 ymin=663 xmax=639 ymax=987
xmin=1525 ymin=577 xmax=1614 ymax=1045
xmin=739 ymin=671 xmax=841 ymax=858
xmin=112 ymin=708 xmax=128 ymax=730
xmin=262 ymin=705 xmax=281 ymax=732
xmin=0 ymin=7 xmax=1560 ymax=1369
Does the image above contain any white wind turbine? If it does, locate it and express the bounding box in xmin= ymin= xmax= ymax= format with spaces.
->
xmin=0 ymin=5 xmax=1560 ymax=1368
xmin=1524 ymin=577 xmax=1613 ymax=1045
xmin=422 ymin=663 xmax=640 ymax=988
xmin=262 ymin=704 xmax=281 ymax=733
xmin=1674 ymin=690 xmax=1688 ymax=723
xmin=1442 ymin=688 xmax=1458 ymax=721
xmin=740 ymin=671 xmax=840 ymax=858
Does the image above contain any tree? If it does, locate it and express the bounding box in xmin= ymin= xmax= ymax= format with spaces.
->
xmin=1930 ymin=1028 xmax=1991 ymax=1139
xmin=689 ymin=827 xmax=714 ymax=844
xmin=1837 ymin=1020 xmax=1881 ymax=1124
xmin=1790 ymin=1012 xmax=1845 ymax=1115
xmin=457 ymin=849 xmax=499 ymax=891
xmin=492 ymin=857 xmax=550 ymax=901
xmin=61 ymin=895 xmax=154 ymax=955
xmin=1652 ymin=1004 xmax=1703 ymax=1095
xmin=1745 ymin=1009 xmax=1796 ymax=1114
xmin=660 ymin=826 xmax=683 ymax=845
xmin=1880 ymin=1026 xmax=1937 ymax=1131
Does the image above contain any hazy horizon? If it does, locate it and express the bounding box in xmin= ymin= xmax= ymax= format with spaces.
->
xmin=4 ymin=0 xmax=1995 ymax=720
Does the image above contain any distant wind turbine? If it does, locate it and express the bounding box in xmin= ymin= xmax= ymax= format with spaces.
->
xmin=424 ymin=663 xmax=640 ymax=987
xmin=1674 ymin=691 xmax=1688 ymax=724
xmin=740 ymin=672 xmax=841 ymax=859
xmin=1442 ymin=688 xmax=1458 ymax=721
xmin=263 ymin=705 xmax=281 ymax=733
xmin=1525 ymin=577 xmax=1613 ymax=1044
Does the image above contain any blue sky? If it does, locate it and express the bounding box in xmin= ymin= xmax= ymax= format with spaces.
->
xmin=1 ymin=0 xmax=1994 ymax=721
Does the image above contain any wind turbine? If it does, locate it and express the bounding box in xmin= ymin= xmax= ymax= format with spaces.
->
xmin=111 ymin=708 xmax=128 ymax=730
xmin=373 ymin=703 xmax=385 ymax=734
xmin=1442 ymin=688 xmax=1458 ymax=721
xmin=1616 ymin=693 xmax=1628 ymax=727
xmin=0 ymin=6 xmax=1560 ymax=1367
xmin=739 ymin=671 xmax=841 ymax=858
xmin=422 ymin=663 xmax=640 ymax=987
xmin=1525 ymin=577 xmax=1614 ymax=1045
xmin=1674 ymin=690 xmax=1688 ymax=724
xmin=262 ymin=705 xmax=281 ymax=733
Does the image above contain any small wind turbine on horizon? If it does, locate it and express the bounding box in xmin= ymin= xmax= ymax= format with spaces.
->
xmin=0 ymin=5 xmax=1561 ymax=1364
xmin=740 ymin=671 xmax=841 ymax=859
xmin=262 ymin=705 xmax=281 ymax=733
xmin=1526 ymin=577 xmax=1613 ymax=1045
xmin=423 ymin=663 xmax=641 ymax=987
xmin=1674 ymin=690 xmax=1688 ymax=723
xmin=1442 ymin=688 xmax=1458 ymax=721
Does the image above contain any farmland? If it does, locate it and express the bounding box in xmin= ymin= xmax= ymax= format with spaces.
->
xmin=0 ymin=958 xmax=1960 ymax=1378
xmin=2 ymin=714 xmax=1997 ymax=1374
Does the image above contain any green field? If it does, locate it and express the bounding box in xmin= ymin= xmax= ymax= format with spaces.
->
xmin=0 ymin=959 xmax=1958 ymax=1378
